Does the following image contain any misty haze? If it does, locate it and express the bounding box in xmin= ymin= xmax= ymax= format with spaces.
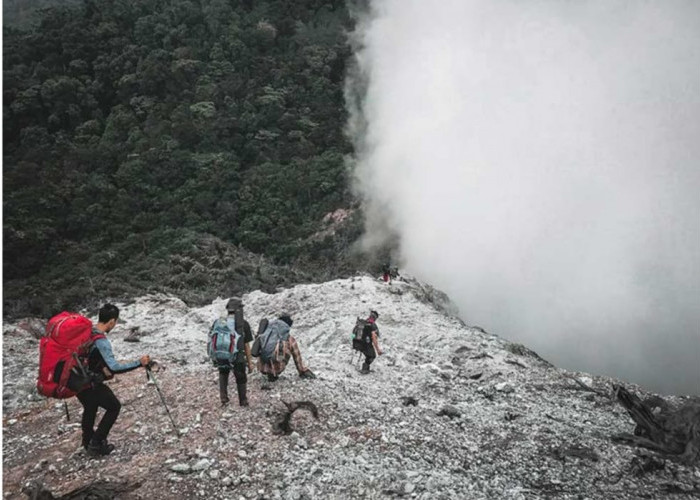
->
xmin=348 ymin=0 xmax=700 ymax=395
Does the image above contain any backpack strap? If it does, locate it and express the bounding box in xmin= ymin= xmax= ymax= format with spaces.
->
xmin=210 ymin=319 xmax=223 ymax=352
xmin=226 ymin=317 xmax=237 ymax=354
xmin=62 ymin=332 xmax=106 ymax=394
xmin=84 ymin=332 xmax=106 ymax=354
xmin=226 ymin=317 xmax=236 ymax=334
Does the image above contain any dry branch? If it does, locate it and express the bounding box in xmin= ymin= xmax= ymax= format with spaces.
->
xmin=563 ymin=374 xmax=609 ymax=398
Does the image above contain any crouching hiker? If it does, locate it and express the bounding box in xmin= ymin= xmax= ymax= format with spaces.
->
xmin=257 ymin=315 xmax=316 ymax=381
xmin=352 ymin=310 xmax=383 ymax=374
xmin=208 ymin=297 xmax=254 ymax=407
xmin=79 ymin=304 xmax=151 ymax=456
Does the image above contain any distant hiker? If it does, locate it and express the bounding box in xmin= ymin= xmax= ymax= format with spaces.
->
xmin=382 ymin=263 xmax=391 ymax=283
xmin=352 ymin=310 xmax=383 ymax=374
xmin=257 ymin=315 xmax=316 ymax=381
xmin=78 ymin=304 xmax=151 ymax=457
xmin=208 ymin=297 xmax=254 ymax=407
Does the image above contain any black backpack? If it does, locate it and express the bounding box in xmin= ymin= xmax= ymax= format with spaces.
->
xmin=351 ymin=318 xmax=373 ymax=347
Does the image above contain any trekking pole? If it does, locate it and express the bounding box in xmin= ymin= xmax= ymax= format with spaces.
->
xmin=145 ymin=365 xmax=179 ymax=435
xmin=64 ymin=401 xmax=70 ymax=422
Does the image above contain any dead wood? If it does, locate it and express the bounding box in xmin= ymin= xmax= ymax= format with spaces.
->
xmin=612 ymin=384 xmax=700 ymax=464
xmin=630 ymin=455 xmax=665 ymax=476
xmin=505 ymin=359 xmax=527 ymax=369
xmin=23 ymin=480 xmax=140 ymax=499
xmin=563 ymin=374 xmax=609 ymax=398
xmin=553 ymin=444 xmax=600 ymax=462
xmin=274 ymin=400 xmax=319 ymax=435
xmin=401 ymin=396 xmax=418 ymax=406
xmin=470 ymin=353 xmax=493 ymax=360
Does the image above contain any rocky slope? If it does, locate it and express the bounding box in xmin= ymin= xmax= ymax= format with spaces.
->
xmin=3 ymin=275 xmax=699 ymax=499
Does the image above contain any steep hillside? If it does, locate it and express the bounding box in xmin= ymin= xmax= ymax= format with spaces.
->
xmin=3 ymin=0 xmax=359 ymax=316
xmin=3 ymin=276 xmax=699 ymax=499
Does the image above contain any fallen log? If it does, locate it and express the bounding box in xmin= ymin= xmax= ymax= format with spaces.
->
xmin=612 ymin=384 xmax=700 ymax=464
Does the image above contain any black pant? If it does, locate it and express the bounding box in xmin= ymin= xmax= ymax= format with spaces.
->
xmin=218 ymin=363 xmax=247 ymax=402
xmin=353 ymin=340 xmax=376 ymax=366
xmin=76 ymin=383 xmax=121 ymax=444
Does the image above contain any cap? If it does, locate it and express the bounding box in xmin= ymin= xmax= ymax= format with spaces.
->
xmin=226 ymin=297 xmax=243 ymax=311
xmin=279 ymin=314 xmax=293 ymax=327
xmin=370 ymin=310 xmax=379 ymax=319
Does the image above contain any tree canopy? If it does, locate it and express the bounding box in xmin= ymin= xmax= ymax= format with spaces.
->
xmin=3 ymin=0 xmax=366 ymax=317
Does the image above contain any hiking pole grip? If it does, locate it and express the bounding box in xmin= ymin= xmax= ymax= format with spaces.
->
xmin=145 ymin=361 xmax=157 ymax=381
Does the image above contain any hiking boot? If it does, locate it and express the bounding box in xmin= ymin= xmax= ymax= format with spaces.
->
xmin=221 ymin=398 xmax=230 ymax=407
xmin=81 ymin=432 xmax=94 ymax=451
xmin=87 ymin=438 xmax=115 ymax=457
xmin=360 ymin=363 xmax=370 ymax=374
xmin=299 ymin=369 xmax=316 ymax=380
xmin=237 ymin=384 xmax=249 ymax=407
xmin=267 ymin=374 xmax=279 ymax=382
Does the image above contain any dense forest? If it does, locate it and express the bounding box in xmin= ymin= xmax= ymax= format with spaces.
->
xmin=3 ymin=0 xmax=375 ymax=317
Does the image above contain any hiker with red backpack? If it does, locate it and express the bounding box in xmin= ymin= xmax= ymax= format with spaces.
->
xmin=38 ymin=305 xmax=149 ymax=457
xmin=36 ymin=303 xmax=150 ymax=457
xmin=208 ymin=297 xmax=254 ymax=407
xmin=352 ymin=310 xmax=383 ymax=374
xmin=254 ymin=314 xmax=316 ymax=382
xmin=79 ymin=304 xmax=150 ymax=456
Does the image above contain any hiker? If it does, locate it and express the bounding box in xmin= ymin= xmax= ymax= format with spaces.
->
xmin=209 ymin=297 xmax=254 ymax=407
xmin=77 ymin=303 xmax=150 ymax=457
xmin=353 ymin=310 xmax=383 ymax=374
xmin=382 ymin=263 xmax=391 ymax=283
xmin=257 ymin=314 xmax=316 ymax=382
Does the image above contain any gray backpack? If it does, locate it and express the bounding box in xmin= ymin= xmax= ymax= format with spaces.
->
xmin=207 ymin=317 xmax=243 ymax=366
xmin=258 ymin=319 xmax=291 ymax=363
xmin=251 ymin=318 xmax=269 ymax=358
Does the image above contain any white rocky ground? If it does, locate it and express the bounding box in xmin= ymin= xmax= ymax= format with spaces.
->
xmin=2 ymin=275 xmax=699 ymax=499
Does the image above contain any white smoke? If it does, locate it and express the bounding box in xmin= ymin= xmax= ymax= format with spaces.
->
xmin=346 ymin=0 xmax=700 ymax=395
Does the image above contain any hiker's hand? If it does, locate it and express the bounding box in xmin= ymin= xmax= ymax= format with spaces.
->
xmin=140 ymin=355 xmax=151 ymax=367
xmin=248 ymin=362 xmax=254 ymax=374
xmin=378 ymin=349 xmax=384 ymax=356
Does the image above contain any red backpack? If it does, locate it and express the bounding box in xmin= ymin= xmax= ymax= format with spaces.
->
xmin=36 ymin=312 xmax=104 ymax=399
